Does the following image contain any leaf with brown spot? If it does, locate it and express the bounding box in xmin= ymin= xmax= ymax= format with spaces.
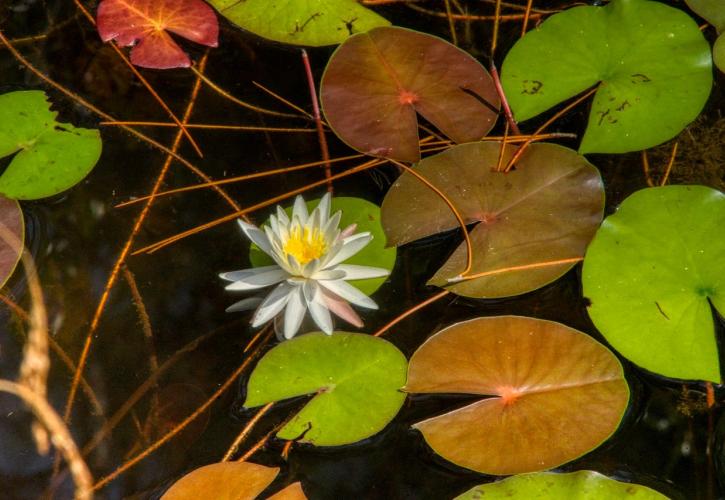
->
xmin=406 ymin=316 xmax=629 ymax=475
xmin=381 ymin=142 xmax=604 ymax=298
xmin=321 ymin=27 xmax=499 ymax=163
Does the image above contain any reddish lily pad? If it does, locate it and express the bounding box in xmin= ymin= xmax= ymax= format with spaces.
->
xmin=380 ymin=142 xmax=604 ymax=298
xmin=0 ymin=196 xmax=24 ymax=289
xmin=97 ymin=0 xmax=219 ymax=69
xmin=320 ymin=26 xmax=500 ymax=163
xmin=406 ymin=316 xmax=629 ymax=475
xmin=162 ymin=461 xmax=306 ymax=499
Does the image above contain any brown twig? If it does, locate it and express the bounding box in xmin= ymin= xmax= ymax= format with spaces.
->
xmin=221 ymin=402 xmax=274 ymax=462
xmin=373 ymin=290 xmax=451 ymax=337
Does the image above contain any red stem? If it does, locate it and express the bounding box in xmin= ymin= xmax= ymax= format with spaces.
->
xmin=490 ymin=63 xmax=521 ymax=136
xmin=301 ymin=49 xmax=333 ymax=192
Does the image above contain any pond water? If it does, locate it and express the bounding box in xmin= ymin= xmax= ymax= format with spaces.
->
xmin=0 ymin=0 xmax=723 ymax=499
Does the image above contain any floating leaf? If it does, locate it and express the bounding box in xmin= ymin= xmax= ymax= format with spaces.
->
xmin=208 ymin=0 xmax=389 ymax=47
xmin=501 ymin=0 xmax=712 ymax=153
xmin=0 ymin=196 xmax=24 ymax=289
xmin=380 ymin=142 xmax=603 ymax=298
xmin=244 ymin=332 xmax=407 ymax=446
xmin=583 ymin=185 xmax=725 ymax=382
xmin=685 ymin=0 xmax=725 ymax=72
xmin=455 ymin=471 xmax=668 ymax=499
xmin=0 ymin=91 xmax=102 ymax=200
xmin=407 ymin=316 xmax=629 ymax=475
xmin=162 ymin=461 xmax=306 ymax=500
xmin=97 ymin=0 xmax=218 ymax=69
xmin=250 ymin=197 xmax=396 ymax=296
xmin=321 ymin=27 xmax=500 ymax=162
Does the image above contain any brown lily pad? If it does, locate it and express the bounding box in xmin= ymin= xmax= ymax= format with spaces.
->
xmin=0 ymin=195 xmax=24 ymax=289
xmin=320 ymin=26 xmax=500 ymax=163
xmin=381 ymin=142 xmax=604 ymax=298
xmin=406 ymin=316 xmax=629 ymax=475
xmin=162 ymin=461 xmax=306 ymax=500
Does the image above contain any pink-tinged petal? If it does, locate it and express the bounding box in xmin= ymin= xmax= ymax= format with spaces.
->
xmin=321 ymin=288 xmax=364 ymax=328
xmin=335 ymin=264 xmax=390 ymax=280
xmin=339 ymin=223 xmax=358 ymax=240
xmin=319 ymin=279 xmax=378 ymax=309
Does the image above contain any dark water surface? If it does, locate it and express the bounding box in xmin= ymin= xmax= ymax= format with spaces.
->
xmin=0 ymin=1 xmax=724 ymax=499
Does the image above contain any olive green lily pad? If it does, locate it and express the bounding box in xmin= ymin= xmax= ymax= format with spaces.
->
xmin=0 ymin=195 xmax=24 ymax=289
xmin=250 ymin=196 xmax=396 ymax=296
xmin=208 ymin=0 xmax=389 ymax=47
xmin=380 ymin=142 xmax=604 ymax=298
xmin=162 ymin=461 xmax=307 ymax=499
xmin=583 ymin=185 xmax=725 ymax=382
xmin=455 ymin=471 xmax=668 ymax=499
xmin=501 ymin=0 xmax=712 ymax=154
xmin=321 ymin=26 xmax=499 ymax=163
xmin=244 ymin=332 xmax=407 ymax=446
xmin=685 ymin=0 xmax=725 ymax=72
xmin=0 ymin=91 xmax=102 ymax=200
xmin=406 ymin=316 xmax=629 ymax=475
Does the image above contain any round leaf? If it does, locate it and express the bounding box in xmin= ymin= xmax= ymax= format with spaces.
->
xmin=321 ymin=27 xmax=500 ymax=163
xmin=0 ymin=91 xmax=102 ymax=200
xmin=685 ymin=0 xmax=725 ymax=31
xmin=162 ymin=462 xmax=280 ymax=500
xmin=582 ymin=185 xmax=725 ymax=382
xmin=455 ymin=471 xmax=668 ymax=499
xmin=501 ymin=0 xmax=712 ymax=154
xmin=0 ymin=196 xmax=24 ymax=289
xmin=244 ymin=332 xmax=407 ymax=446
xmin=208 ymin=0 xmax=389 ymax=47
xmin=380 ymin=142 xmax=604 ymax=298
xmin=406 ymin=316 xmax=629 ymax=475
xmin=250 ymin=196 xmax=396 ymax=296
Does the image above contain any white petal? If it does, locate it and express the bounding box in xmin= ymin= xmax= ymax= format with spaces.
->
xmin=276 ymin=205 xmax=290 ymax=226
xmin=319 ymin=279 xmax=378 ymax=309
xmin=237 ymin=219 xmax=272 ymax=255
xmin=225 ymin=267 xmax=288 ymax=291
xmin=325 ymin=232 xmax=373 ymax=268
xmin=225 ymin=297 xmax=263 ymax=313
xmin=317 ymin=193 xmax=332 ymax=224
xmin=219 ymin=265 xmax=279 ymax=282
xmin=306 ymin=283 xmax=333 ymax=334
xmin=292 ymin=195 xmax=309 ymax=223
xmin=311 ymin=269 xmax=346 ymax=280
xmin=284 ymin=286 xmax=306 ymax=339
xmin=251 ymin=283 xmax=293 ymax=327
xmin=335 ymin=264 xmax=390 ymax=280
xmin=323 ymin=210 xmax=342 ymax=243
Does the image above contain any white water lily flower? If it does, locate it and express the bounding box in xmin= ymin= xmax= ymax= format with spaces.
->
xmin=220 ymin=193 xmax=390 ymax=339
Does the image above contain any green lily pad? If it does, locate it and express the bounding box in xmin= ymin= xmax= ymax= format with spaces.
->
xmin=455 ymin=471 xmax=668 ymax=499
xmin=0 ymin=195 xmax=24 ymax=289
xmin=406 ymin=316 xmax=629 ymax=475
xmin=501 ymin=0 xmax=712 ymax=154
xmin=380 ymin=142 xmax=604 ymax=298
xmin=321 ymin=26 xmax=499 ymax=163
xmin=250 ymin=196 xmax=396 ymax=296
xmin=208 ymin=0 xmax=389 ymax=47
xmin=686 ymin=0 xmax=725 ymax=72
xmin=243 ymin=332 xmax=407 ymax=446
xmin=583 ymin=185 xmax=725 ymax=382
xmin=0 ymin=91 xmax=102 ymax=200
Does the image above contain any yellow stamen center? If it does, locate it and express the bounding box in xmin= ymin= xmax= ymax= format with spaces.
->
xmin=283 ymin=226 xmax=327 ymax=265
